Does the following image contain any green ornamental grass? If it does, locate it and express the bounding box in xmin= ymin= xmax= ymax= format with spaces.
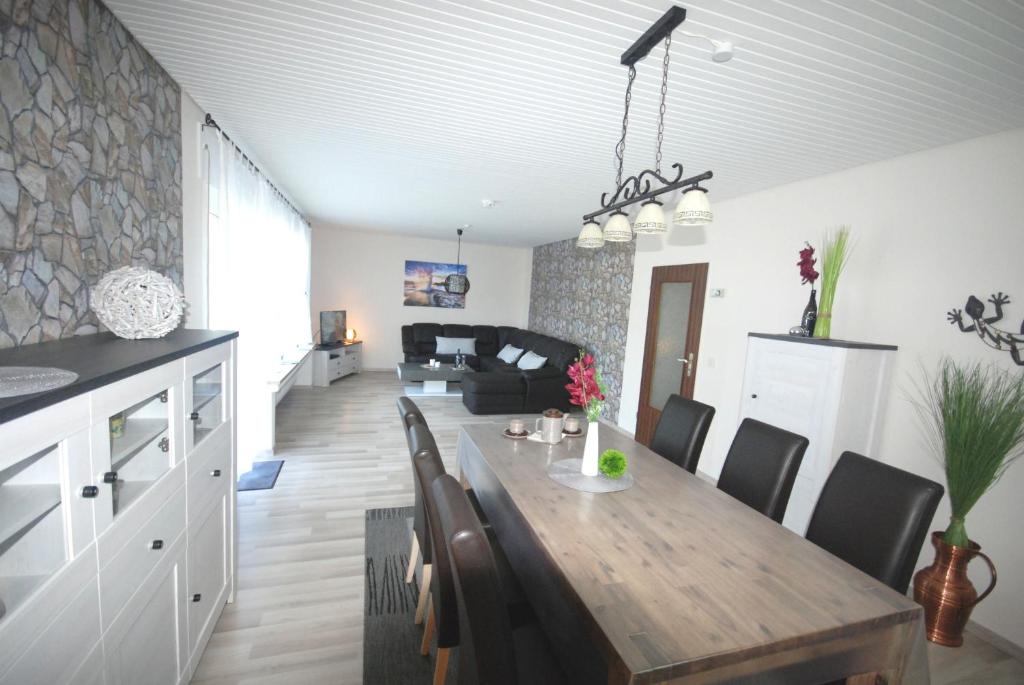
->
xmin=815 ymin=226 xmax=852 ymax=339
xmin=914 ymin=359 xmax=1024 ymax=548
xmin=599 ymin=449 xmax=627 ymax=479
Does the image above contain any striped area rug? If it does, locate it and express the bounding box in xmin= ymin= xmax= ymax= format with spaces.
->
xmin=363 ymin=506 xmax=441 ymax=684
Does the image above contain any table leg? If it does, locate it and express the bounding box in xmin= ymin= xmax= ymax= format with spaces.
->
xmin=422 ymin=379 xmax=448 ymax=394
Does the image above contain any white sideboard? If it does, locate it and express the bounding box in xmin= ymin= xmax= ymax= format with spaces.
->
xmin=0 ymin=333 xmax=237 ymax=685
xmin=311 ymin=341 xmax=362 ymax=386
xmin=739 ymin=333 xmax=896 ymax=536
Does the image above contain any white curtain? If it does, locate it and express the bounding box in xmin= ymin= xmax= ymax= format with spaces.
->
xmin=208 ymin=140 xmax=312 ymax=474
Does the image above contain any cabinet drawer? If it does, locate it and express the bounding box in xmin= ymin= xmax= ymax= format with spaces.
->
xmin=99 ymin=486 xmax=186 ymax=631
xmin=187 ymin=423 xmax=231 ymax=523
xmin=0 ymin=577 xmax=101 ymax=685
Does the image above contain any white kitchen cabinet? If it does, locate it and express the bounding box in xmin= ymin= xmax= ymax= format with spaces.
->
xmin=739 ymin=333 xmax=896 ymax=535
xmin=0 ymin=331 xmax=237 ymax=683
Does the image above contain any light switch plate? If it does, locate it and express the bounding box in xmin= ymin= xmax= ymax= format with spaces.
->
xmin=710 ymin=288 xmax=725 ymax=298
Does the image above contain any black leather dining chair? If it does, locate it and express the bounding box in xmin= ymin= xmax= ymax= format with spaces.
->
xmin=396 ymin=397 xmax=433 ymax=620
xmin=432 ymin=473 xmax=566 ymax=685
xmin=805 ymin=451 xmax=944 ymax=594
xmin=410 ymin=424 xmax=532 ymax=684
xmin=717 ymin=418 xmax=808 ymax=523
xmin=648 ymin=394 xmax=715 ymax=473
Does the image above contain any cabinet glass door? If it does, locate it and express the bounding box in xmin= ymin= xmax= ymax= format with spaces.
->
xmin=107 ymin=389 xmax=172 ymax=517
xmin=0 ymin=445 xmax=68 ymax=622
xmin=191 ymin=364 xmax=224 ymax=446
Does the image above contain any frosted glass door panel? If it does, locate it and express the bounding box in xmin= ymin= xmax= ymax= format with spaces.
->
xmin=0 ymin=445 xmax=67 ymax=621
xmin=192 ymin=364 xmax=224 ymax=446
xmin=649 ymin=282 xmax=692 ymax=410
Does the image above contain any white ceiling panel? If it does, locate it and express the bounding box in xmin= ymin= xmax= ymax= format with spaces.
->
xmin=105 ymin=0 xmax=1024 ymax=246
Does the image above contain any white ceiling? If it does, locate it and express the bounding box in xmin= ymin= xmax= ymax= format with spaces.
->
xmin=105 ymin=0 xmax=1024 ymax=247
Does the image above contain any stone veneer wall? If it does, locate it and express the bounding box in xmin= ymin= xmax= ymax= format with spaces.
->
xmin=528 ymin=237 xmax=635 ymax=421
xmin=0 ymin=0 xmax=182 ymax=347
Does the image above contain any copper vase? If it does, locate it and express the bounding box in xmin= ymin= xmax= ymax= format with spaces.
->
xmin=913 ymin=531 xmax=997 ymax=646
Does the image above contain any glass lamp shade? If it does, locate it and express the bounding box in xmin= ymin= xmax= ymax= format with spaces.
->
xmin=345 ymin=328 xmax=357 ymax=341
xmin=633 ymin=199 xmax=667 ymax=234
xmin=603 ymin=210 xmax=633 ymax=242
xmin=445 ymin=273 xmax=470 ymax=294
xmin=674 ymin=186 xmax=714 ymax=226
xmin=576 ymin=220 xmax=605 ymax=248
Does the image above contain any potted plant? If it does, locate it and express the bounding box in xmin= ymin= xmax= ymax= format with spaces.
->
xmin=912 ymin=359 xmax=1024 ymax=646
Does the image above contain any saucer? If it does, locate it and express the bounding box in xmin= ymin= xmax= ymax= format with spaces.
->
xmin=562 ymin=428 xmax=583 ymax=437
xmin=503 ymin=429 xmax=529 ymax=440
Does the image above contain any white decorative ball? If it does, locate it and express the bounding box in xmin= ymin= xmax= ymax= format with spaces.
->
xmin=91 ymin=266 xmax=185 ymax=339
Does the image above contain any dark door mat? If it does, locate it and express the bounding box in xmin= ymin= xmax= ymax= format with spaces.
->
xmin=237 ymin=459 xmax=284 ymax=491
xmin=364 ymin=506 xmax=454 ymax=684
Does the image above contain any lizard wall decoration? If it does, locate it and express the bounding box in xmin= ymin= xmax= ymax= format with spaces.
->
xmin=947 ymin=292 xmax=1024 ymax=366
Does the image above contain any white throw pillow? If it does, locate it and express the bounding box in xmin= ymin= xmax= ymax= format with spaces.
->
xmin=516 ymin=350 xmax=548 ymax=370
xmin=496 ymin=344 xmax=524 ymax=364
xmin=435 ymin=336 xmax=476 ymax=356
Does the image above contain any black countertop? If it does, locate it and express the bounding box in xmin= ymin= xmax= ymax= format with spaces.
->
xmin=749 ymin=332 xmax=897 ymax=351
xmin=0 ymin=329 xmax=238 ymax=425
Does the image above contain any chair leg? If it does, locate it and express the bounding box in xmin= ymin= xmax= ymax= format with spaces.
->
xmin=433 ymin=646 xmax=451 ymax=685
xmin=420 ymin=595 xmax=435 ymax=656
xmin=405 ymin=535 xmax=420 ymax=584
xmin=414 ymin=563 xmax=432 ymax=624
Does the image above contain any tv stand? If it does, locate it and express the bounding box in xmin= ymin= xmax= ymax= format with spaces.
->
xmin=312 ymin=341 xmax=362 ymax=386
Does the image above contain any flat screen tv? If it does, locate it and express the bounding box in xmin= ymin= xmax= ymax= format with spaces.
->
xmin=320 ymin=310 xmax=347 ymax=346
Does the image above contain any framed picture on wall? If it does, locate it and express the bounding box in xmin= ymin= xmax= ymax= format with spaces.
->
xmin=403 ymin=260 xmax=467 ymax=309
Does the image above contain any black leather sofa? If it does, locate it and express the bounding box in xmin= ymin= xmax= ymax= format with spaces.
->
xmin=401 ymin=323 xmax=578 ymax=414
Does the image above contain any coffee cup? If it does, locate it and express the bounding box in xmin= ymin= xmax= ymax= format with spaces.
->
xmin=563 ymin=416 xmax=580 ymax=433
xmin=508 ymin=419 xmax=525 ymax=435
xmin=429 ymin=358 xmax=436 ymax=366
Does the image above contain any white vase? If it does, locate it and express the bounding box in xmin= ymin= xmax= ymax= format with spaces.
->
xmin=581 ymin=421 xmax=600 ymax=476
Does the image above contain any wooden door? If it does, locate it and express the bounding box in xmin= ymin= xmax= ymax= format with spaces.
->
xmin=635 ymin=264 xmax=709 ymax=445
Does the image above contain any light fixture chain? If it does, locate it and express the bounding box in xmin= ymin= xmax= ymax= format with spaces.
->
xmin=656 ymin=35 xmax=671 ymax=176
xmin=615 ymin=65 xmax=637 ymax=188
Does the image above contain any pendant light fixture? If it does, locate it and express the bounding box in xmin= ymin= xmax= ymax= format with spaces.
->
xmin=577 ymin=5 xmax=725 ymax=248
xmin=576 ymin=219 xmax=604 ymax=248
xmin=444 ymin=227 xmax=470 ymax=295
xmin=674 ymin=185 xmax=713 ymax=225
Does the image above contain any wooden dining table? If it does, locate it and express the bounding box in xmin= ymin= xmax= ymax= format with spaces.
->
xmin=456 ymin=421 xmax=930 ymax=685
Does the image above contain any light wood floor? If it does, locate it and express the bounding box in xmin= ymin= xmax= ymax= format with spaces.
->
xmin=191 ymin=371 xmax=1024 ymax=684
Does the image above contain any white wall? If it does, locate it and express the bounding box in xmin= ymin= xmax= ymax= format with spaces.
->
xmin=311 ymin=226 xmax=533 ymax=369
xmin=619 ymin=128 xmax=1024 ymax=648
xmin=180 ymin=90 xmax=208 ymax=328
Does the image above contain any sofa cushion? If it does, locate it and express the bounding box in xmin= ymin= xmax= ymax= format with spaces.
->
xmin=462 ymin=372 xmax=524 ymax=394
xmin=517 ymin=351 xmax=548 ymax=370
xmin=496 ymin=344 xmax=524 ymax=364
xmin=473 ymin=325 xmax=499 ymax=356
xmin=442 ymin=323 xmax=474 ymax=339
xmin=480 ymin=356 xmax=518 ymax=373
xmin=435 ymin=336 xmax=476 ymax=355
xmin=411 ymin=323 xmax=444 ymax=355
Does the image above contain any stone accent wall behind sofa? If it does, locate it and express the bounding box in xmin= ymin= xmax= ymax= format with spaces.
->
xmin=0 ymin=0 xmax=182 ymax=348
xmin=528 ymin=237 xmax=634 ymax=421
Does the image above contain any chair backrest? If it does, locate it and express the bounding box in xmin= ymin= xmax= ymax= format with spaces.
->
xmin=717 ymin=418 xmax=808 ymax=523
xmin=805 ymin=451 xmax=944 ymax=594
xmin=397 ymin=396 xmax=428 ymax=433
xmin=648 ymin=394 xmax=715 ymax=473
xmin=409 ymin=423 xmax=459 ymax=648
xmin=398 ymin=397 xmax=430 ymax=563
xmin=433 ymin=474 xmax=518 ymax=685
